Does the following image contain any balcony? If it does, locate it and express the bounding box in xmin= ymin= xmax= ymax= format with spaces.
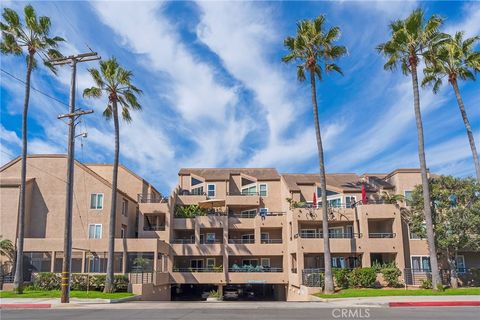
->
xmin=173 ymin=267 xmax=223 ymax=272
xmin=171 ymin=238 xmax=195 ymax=244
xmin=228 ymin=266 xmax=283 ymax=273
xmin=226 ymin=192 xmax=260 ymax=206
xmin=260 ymin=239 xmax=282 ymax=244
xmin=369 ymin=232 xmax=396 ymax=238
xmin=138 ymin=193 xmax=168 ymax=203
xmin=228 ymin=239 xmax=255 ymax=244
xmin=298 ymin=230 xmax=361 ymax=239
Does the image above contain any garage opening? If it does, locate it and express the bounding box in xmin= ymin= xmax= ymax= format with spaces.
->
xmin=171 ymin=284 xmax=217 ymax=301
xmin=223 ymin=284 xmax=285 ymax=301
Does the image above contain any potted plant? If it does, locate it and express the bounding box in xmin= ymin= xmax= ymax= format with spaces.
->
xmin=206 ymin=289 xmax=221 ymax=302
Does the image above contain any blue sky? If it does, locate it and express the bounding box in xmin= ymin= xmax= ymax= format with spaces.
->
xmin=1 ymin=0 xmax=479 ymax=194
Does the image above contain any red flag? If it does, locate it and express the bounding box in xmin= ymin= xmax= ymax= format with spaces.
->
xmin=361 ymin=183 xmax=368 ymax=204
xmin=313 ymin=192 xmax=317 ymax=208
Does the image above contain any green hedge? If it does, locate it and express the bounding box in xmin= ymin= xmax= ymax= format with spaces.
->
xmin=381 ymin=267 xmax=401 ymax=287
xmin=348 ymin=268 xmax=377 ymax=288
xmin=333 ymin=268 xmax=350 ymax=289
xmin=31 ymin=273 xmax=129 ymax=292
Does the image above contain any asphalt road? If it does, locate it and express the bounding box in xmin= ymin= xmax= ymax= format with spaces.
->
xmin=2 ymin=307 xmax=478 ymax=320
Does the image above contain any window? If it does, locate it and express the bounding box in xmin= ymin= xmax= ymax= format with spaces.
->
xmin=121 ymin=224 xmax=127 ymax=238
xmin=191 ymin=186 xmax=204 ymax=195
xmin=411 ymin=256 xmax=431 ymax=272
xmin=90 ymin=193 xmax=104 ymax=209
xmin=259 ymin=208 xmax=268 ymax=217
xmin=207 ymin=184 xmax=216 ymax=197
xmin=346 ymin=225 xmax=353 ymax=238
xmin=88 ymin=224 xmax=102 ymax=239
xmin=240 ymin=209 xmax=257 ymax=218
xmin=261 ymin=232 xmax=269 ymax=241
xmin=206 ymin=233 xmax=216 ymax=243
xmin=241 ymin=184 xmax=257 ymax=195
xmin=261 ymin=258 xmax=271 ymax=268
xmin=241 ymin=234 xmax=254 ymax=243
xmin=143 ymin=214 xmax=164 ymax=231
xmin=332 ymin=257 xmax=346 ymax=268
xmin=345 ymin=196 xmax=356 ymax=208
xmin=404 ymin=191 xmax=413 ymax=206
xmin=456 ymin=255 xmax=466 ymax=273
xmin=328 ymin=198 xmax=342 ymax=208
xmin=191 ymin=177 xmax=202 ymax=186
xmin=259 ymin=184 xmax=268 ymax=197
xmin=242 ymin=259 xmax=258 ymax=266
xmin=300 ymin=229 xmax=318 ymax=238
xmin=190 ymin=259 xmax=204 ymax=270
xmin=122 ymin=199 xmax=128 ymax=216
xmin=206 ymin=258 xmax=215 ymax=269
xmin=329 ymin=227 xmax=344 ymax=238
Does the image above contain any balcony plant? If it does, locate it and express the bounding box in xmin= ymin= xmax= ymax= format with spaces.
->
xmin=174 ymin=205 xmax=206 ymax=218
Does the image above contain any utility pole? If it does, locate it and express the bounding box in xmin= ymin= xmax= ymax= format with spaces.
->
xmin=51 ymin=52 xmax=100 ymax=303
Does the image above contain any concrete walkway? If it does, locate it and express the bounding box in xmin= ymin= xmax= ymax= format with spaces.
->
xmin=1 ymin=295 xmax=479 ymax=309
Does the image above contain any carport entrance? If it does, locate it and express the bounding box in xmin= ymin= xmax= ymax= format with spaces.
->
xmin=223 ymin=284 xmax=285 ymax=301
xmin=171 ymin=284 xmax=217 ymax=301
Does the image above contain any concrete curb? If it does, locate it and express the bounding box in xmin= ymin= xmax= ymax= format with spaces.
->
xmin=109 ymin=295 xmax=142 ymax=304
xmin=389 ymin=301 xmax=480 ymax=307
xmin=0 ymin=303 xmax=51 ymax=309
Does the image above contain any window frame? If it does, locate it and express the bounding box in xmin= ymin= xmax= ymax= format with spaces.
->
xmin=259 ymin=183 xmax=268 ymax=197
xmin=206 ymin=258 xmax=215 ymax=269
xmin=90 ymin=193 xmax=104 ymax=210
xmin=411 ymin=255 xmax=431 ymax=272
xmin=207 ymin=183 xmax=216 ymax=198
xmin=122 ymin=198 xmax=128 ymax=216
xmin=241 ymin=183 xmax=257 ymax=195
xmin=206 ymin=233 xmax=216 ymax=243
xmin=455 ymin=255 xmax=466 ymax=273
xmin=88 ymin=224 xmax=102 ymax=239
xmin=404 ymin=190 xmax=413 ymax=206
xmin=242 ymin=259 xmax=258 ymax=266
xmin=261 ymin=258 xmax=271 ymax=268
xmin=121 ymin=224 xmax=127 ymax=239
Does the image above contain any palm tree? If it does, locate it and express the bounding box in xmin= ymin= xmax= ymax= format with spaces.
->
xmin=377 ymin=9 xmax=446 ymax=289
xmin=422 ymin=32 xmax=480 ymax=181
xmin=0 ymin=5 xmax=63 ymax=293
xmin=381 ymin=191 xmax=405 ymax=205
xmin=282 ymin=15 xmax=346 ymax=294
xmin=0 ymin=237 xmax=15 ymax=262
xmin=83 ymin=58 xmax=142 ymax=292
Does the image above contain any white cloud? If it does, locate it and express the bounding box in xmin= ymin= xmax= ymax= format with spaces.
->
xmin=444 ymin=2 xmax=480 ymax=38
xmin=28 ymin=139 xmax=64 ymax=155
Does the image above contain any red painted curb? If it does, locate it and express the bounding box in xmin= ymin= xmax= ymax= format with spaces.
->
xmin=389 ymin=301 xmax=480 ymax=307
xmin=0 ymin=303 xmax=52 ymax=309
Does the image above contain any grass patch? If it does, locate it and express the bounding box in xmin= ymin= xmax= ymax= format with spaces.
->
xmin=0 ymin=290 xmax=134 ymax=299
xmin=315 ymin=287 xmax=480 ymax=299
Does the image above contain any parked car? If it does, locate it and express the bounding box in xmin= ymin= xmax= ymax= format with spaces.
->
xmin=223 ymin=288 xmax=239 ymax=300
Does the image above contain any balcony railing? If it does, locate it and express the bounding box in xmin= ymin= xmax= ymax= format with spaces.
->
xmin=227 ymin=191 xmax=259 ymax=196
xmin=260 ymin=239 xmax=282 ymax=244
xmin=228 ymin=238 xmax=255 ymax=244
xmin=369 ymin=232 xmax=396 ymax=238
xmin=171 ymin=238 xmax=195 ymax=244
xmin=229 ymin=211 xmax=286 ymax=218
xmin=173 ymin=267 xmax=223 ymax=272
xmin=298 ymin=231 xmax=361 ymax=239
xmin=143 ymin=225 xmax=166 ymax=231
xmin=228 ymin=266 xmax=283 ymax=273
xmin=199 ymin=239 xmax=223 ymax=244
xmin=138 ymin=193 xmax=168 ymax=203
xmin=179 ymin=189 xmax=206 ymax=196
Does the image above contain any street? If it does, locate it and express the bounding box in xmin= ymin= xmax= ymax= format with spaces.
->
xmin=1 ymin=306 xmax=478 ymax=320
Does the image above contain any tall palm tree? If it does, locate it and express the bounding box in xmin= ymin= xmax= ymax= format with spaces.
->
xmin=0 ymin=237 xmax=15 ymax=262
xmin=423 ymin=32 xmax=480 ymax=181
xmin=377 ymin=9 xmax=446 ymax=289
xmin=0 ymin=5 xmax=63 ymax=293
xmin=83 ymin=58 xmax=142 ymax=292
xmin=283 ymin=15 xmax=346 ymax=294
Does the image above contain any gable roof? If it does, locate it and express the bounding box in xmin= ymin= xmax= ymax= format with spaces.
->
xmin=1 ymin=155 xmax=137 ymax=202
xmin=178 ymin=168 xmax=280 ymax=181
xmin=282 ymin=173 xmax=379 ymax=193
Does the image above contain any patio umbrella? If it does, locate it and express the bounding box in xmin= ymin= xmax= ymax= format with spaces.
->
xmin=361 ymin=183 xmax=368 ymax=204
xmin=198 ymin=199 xmax=226 ymax=209
xmin=313 ymin=191 xmax=317 ymax=209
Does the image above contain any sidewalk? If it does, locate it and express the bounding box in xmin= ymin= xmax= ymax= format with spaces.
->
xmin=1 ymin=295 xmax=479 ymax=309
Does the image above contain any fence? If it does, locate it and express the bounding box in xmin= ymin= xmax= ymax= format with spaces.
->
xmin=404 ymin=268 xmax=480 ymax=286
xmin=127 ymin=271 xmax=154 ymax=284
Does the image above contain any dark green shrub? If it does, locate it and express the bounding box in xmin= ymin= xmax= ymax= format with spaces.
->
xmin=436 ymin=283 xmax=445 ymax=292
xmin=348 ymin=268 xmax=377 ymax=288
xmin=113 ymin=275 xmax=129 ymax=292
xmin=333 ymin=268 xmax=350 ymax=289
xmin=32 ymin=272 xmax=61 ymax=290
xmin=306 ymin=272 xmax=324 ymax=288
xmin=420 ymin=279 xmax=432 ymax=289
xmin=381 ymin=267 xmax=401 ymax=287
xmin=90 ymin=274 xmax=106 ymax=291
xmin=70 ymin=274 xmax=89 ymax=291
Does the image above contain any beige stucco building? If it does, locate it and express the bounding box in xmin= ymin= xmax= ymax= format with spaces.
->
xmin=1 ymin=155 xmax=478 ymax=301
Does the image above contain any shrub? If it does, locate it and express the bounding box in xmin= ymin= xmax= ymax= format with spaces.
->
xmin=381 ymin=267 xmax=402 ymax=287
xmin=307 ymin=272 xmax=324 ymax=288
xmin=90 ymin=274 xmax=106 ymax=291
xmin=436 ymin=283 xmax=445 ymax=292
xmin=348 ymin=268 xmax=377 ymax=288
xmin=113 ymin=275 xmax=129 ymax=292
xmin=32 ymin=272 xmax=61 ymax=290
xmin=420 ymin=279 xmax=432 ymax=289
xmin=333 ymin=268 xmax=350 ymax=289
xmin=70 ymin=274 xmax=89 ymax=291
xmin=208 ymin=290 xmax=220 ymax=298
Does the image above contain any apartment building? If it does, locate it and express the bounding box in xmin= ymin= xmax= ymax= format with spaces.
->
xmin=1 ymin=155 xmax=478 ymax=301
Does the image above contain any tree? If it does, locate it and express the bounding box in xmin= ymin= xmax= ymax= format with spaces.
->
xmin=422 ymin=32 xmax=480 ymax=181
xmin=0 ymin=5 xmax=63 ymax=293
xmin=0 ymin=237 xmax=15 ymax=262
xmin=381 ymin=191 xmax=405 ymax=205
xmin=282 ymin=15 xmax=346 ymax=294
xmin=377 ymin=8 xmax=446 ymax=290
xmin=83 ymin=58 xmax=142 ymax=292
xmin=408 ymin=176 xmax=480 ymax=287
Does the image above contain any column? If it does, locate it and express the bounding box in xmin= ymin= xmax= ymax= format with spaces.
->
xmin=50 ymin=251 xmax=56 ymax=272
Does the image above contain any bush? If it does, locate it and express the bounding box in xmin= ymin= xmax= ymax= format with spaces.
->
xmin=32 ymin=272 xmax=61 ymax=290
xmin=307 ymin=272 xmax=324 ymax=288
xmin=208 ymin=290 xmax=220 ymax=298
xmin=420 ymin=279 xmax=432 ymax=289
xmin=333 ymin=268 xmax=350 ymax=289
xmin=348 ymin=268 xmax=377 ymax=288
xmin=70 ymin=274 xmax=89 ymax=291
xmin=90 ymin=274 xmax=106 ymax=291
xmin=381 ymin=267 xmax=401 ymax=287
xmin=113 ymin=275 xmax=129 ymax=292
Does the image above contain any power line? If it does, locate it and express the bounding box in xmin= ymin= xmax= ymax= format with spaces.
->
xmin=0 ymin=68 xmax=69 ymax=107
